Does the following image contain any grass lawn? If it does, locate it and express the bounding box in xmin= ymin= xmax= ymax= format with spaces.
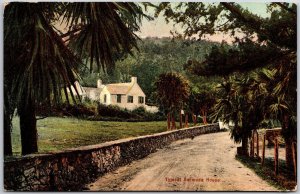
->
xmin=12 ymin=117 xmax=167 ymax=155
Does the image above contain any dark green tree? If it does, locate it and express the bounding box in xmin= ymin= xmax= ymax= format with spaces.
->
xmin=188 ymin=85 xmax=216 ymax=124
xmin=157 ymin=2 xmax=296 ymax=167
xmin=155 ymin=72 xmax=190 ymax=128
xmin=4 ymin=2 xmax=145 ymax=155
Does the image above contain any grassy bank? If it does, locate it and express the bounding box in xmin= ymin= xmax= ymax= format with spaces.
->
xmin=12 ymin=117 xmax=167 ymax=155
xmin=236 ymin=155 xmax=296 ymax=191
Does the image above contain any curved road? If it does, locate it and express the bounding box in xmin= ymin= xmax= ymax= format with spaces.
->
xmin=87 ymin=132 xmax=278 ymax=191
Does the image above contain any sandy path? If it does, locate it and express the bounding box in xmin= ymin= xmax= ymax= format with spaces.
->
xmin=87 ymin=132 xmax=279 ymax=191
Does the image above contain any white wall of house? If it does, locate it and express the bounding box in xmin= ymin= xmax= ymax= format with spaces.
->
xmin=124 ymin=85 xmax=146 ymax=110
xmin=109 ymin=78 xmax=146 ymax=110
xmin=75 ymin=77 xmax=158 ymax=112
xmin=87 ymin=90 xmax=98 ymax=101
xmin=99 ymin=87 xmax=111 ymax=105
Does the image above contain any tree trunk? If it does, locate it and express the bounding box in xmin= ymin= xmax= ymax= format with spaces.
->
xmin=19 ymin=100 xmax=38 ymax=155
xmin=241 ymin=136 xmax=249 ymax=156
xmin=285 ymin=137 xmax=294 ymax=169
xmin=275 ymin=138 xmax=279 ymax=175
xmin=185 ymin=114 xmax=189 ymax=128
xmin=4 ymin=110 xmax=12 ymax=156
xmin=179 ymin=111 xmax=183 ymax=128
xmin=201 ymin=109 xmax=207 ymax=124
xmin=4 ymin=90 xmax=13 ymax=156
xmin=167 ymin=112 xmax=170 ymax=130
xmin=192 ymin=113 xmax=197 ymax=126
xmin=256 ymin=131 xmax=259 ymax=158
xmin=171 ymin=113 xmax=176 ymax=129
xmin=281 ymin=114 xmax=295 ymax=169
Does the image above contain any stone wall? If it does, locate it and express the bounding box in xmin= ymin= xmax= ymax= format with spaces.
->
xmin=4 ymin=124 xmax=220 ymax=191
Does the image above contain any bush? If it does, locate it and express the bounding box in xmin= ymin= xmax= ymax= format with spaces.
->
xmin=36 ymin=102 xmax=96 ymax=117
xmin=37 ymin=101 xmax=165 ymax=122
xmin=97 ymin=104 xmax=138 ymax=118
xmin=131 ymin=106 xmax=147 ymax=115
xmin=96 ymin=104 xmax=165 ymax=121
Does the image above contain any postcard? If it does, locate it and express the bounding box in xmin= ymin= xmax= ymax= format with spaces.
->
xmin=3 ymin=1 xmax=297 ymax=191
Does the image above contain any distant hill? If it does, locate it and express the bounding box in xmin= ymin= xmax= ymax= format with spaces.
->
xmin=80 ymin=37 xmax=220 ymax=104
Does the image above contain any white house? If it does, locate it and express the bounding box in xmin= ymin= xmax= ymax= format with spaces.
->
xmin=73 ymin=77 xmax=158 ymax=112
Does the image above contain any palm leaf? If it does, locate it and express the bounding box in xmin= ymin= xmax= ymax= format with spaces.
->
xmin=62 ymin=2 xmax=143 ymax=73
xmin=4 ymin=2 xmax=82 ymax=111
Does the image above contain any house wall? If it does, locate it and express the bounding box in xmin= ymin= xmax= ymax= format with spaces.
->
xmin=86 ymin=90 xmax=99 ymax=101
xmin=4 ymin=124 xmax=220 ymax=191
xmin=99 ymin=87 xmax=111 ymax=105
xmin=110 ymin=83 xmax=146 ymax=110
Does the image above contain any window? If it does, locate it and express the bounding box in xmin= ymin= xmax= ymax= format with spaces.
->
xmin=127 ymin=96 xmax=133 ymax=103
xmin=117 ymin=94 xmax=122 ymax=103
xmin=104 ymin=94 xmax=107 ymax=103
xmin=138 ymin=96 xmax=144 ymax=104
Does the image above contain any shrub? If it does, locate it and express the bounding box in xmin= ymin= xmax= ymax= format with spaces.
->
xmin=131 ymin=106 xmax=146 ymax=115
xmin=97 ymin=104 xmax=137 ymax=118
xmin=97 ymin=104 xmax=165 ymax=121
xmin=37 ymin=101 xmax=165 ymax=122
xmin=36 ymin=102 xmax=96 ymax=117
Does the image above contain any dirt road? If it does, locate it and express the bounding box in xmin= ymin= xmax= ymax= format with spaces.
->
xmin=87 ymin=132 xmax=279 ymax=191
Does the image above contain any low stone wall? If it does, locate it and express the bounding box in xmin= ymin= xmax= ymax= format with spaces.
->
xmin=4 ymin=123 xmax=220 ymax=191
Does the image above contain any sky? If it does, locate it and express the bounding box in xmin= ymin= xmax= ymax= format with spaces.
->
xmin=137 ymin=3 xmax=270 ymax=42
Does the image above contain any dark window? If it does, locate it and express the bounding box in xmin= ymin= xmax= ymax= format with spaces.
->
xmin=104 ymin=94 xmax=107 ymax=103
xmin=127 ymin=96 xmax=133 ymax=103
xmin=138 ymin=96 xmax=144 ymax=104
xmin=117 ymin=94 xmax=122 ymax=103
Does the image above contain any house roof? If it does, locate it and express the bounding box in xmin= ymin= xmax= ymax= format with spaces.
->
xmin=106 ymin=83 xmax=133 ymax=94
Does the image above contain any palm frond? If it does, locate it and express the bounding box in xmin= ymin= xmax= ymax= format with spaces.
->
xmin=4 ymin=2 xmax=82 ymax=110
xmin=62 ymin=2 xmax=143 ymax=73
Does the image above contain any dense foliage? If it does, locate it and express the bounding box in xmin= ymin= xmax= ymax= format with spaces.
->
xmin=156 ymin=2 xmax=297 ymax=167
xmin=155 ymin=72 xmax=190 ymax=114
xmin=4 ymin=2 xmax=145 ymax=155
xmin=80 ymin=37 xmax=220 ymax=105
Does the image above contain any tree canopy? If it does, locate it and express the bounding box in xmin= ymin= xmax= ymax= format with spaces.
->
xmin=155 ymin=2 xmax=296 ymax=75
xmin=4 ymin=2 xmax=146 ymax=155
xmin=155 ymin=72 xmax=190 ymax=114
xmin=156 ymin=2 xmax=297 ymax=164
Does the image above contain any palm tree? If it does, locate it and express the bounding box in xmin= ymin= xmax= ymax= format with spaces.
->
xmin=4 ymin=2 xmax=145 ymax=155
xmin=213 ymin=76 xmax=250 ymax=155
xmin=213 ymin=73 xmax=268 ymax=155
xmin=259 ymin=63 xmax=297 ymax=169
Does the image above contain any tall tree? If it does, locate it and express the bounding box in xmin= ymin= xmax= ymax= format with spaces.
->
xmin=188 ymin=85 xmax=216 ymax=124
xmin=155 ymin=72 xmax=190 ymax=128
xmin=4 ymin=2 xmax=145 ymax=155
xmin=157 ymin=2 xmax=296 ymax=167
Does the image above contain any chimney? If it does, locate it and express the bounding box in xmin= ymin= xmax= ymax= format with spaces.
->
xmin=131 ymin=77 xmax=137 ymax=84
xmin=97 ymin=79 xmax=102 ymax=88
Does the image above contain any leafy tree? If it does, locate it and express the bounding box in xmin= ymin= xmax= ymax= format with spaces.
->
xmin=213 ymin=72 xmax=268 ymax=155
xmin=157 ymin=2 xmax=296 ymax=167
xmin=155 ymin=72 xmax=190 ymax=126
xmin=4 ymin=2 xmax=145 ymax=155
xmin=106 ymin=37 xmax=218 ymax=104
xmin=188 ymin=84 xmax=216 ymax=124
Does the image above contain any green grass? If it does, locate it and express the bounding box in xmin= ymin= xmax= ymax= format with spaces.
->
xmin=12 ymin=117 xmax=168 ymax=155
